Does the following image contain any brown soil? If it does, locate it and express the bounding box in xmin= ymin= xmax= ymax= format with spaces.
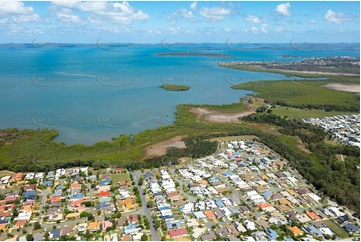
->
xmin=189 ymin=108 xmax=256 ymax=123
xmin=144 ymin=135 xmax=187 ymax=157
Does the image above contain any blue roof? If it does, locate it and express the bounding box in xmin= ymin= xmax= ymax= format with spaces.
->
xmin=214 ymin=198 xmax=225 ymax=208
xmin=223 ymin=171 xmax=234 ymax=176
xmin=53 ymin=190 xmax=62 ymax=197
xmin=304 ymin=225 xmax=322 ymax=236
xmin=124 ymin=224 xmax=139 ymax=229
xmin=263 ymin=190 xmax=272 ymax=200
xmin=72 ymin=193 xmax=84 ymax=199
xmin=43 ymin=181 xmax=53 ymax=186
xmin=209 ymin=177 xmax=219 ymax=182
xmin=144 ymin=172 xmax=153 ymax=178
xmin=97 ymin=202 xmax=111 ymax=209
xmin=159 ymin=206 xmax=171 ymax=211
xmin=266 ymin=229 xmax=278 ymax=239
xmin=23 ymin=191 xmax=36 ymax=198
xmin=99 ymin=179 xmax=111 ymax=186
xmin=56 ymin=185 xmax=65 ymax=190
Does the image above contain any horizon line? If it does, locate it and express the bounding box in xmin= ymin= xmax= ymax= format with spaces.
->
xmin=0 ymin=42 xmax=360 ymax=44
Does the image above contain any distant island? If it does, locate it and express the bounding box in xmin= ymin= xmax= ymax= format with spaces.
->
xmin=156 ymin=52 xmax=233 ymax=58
xmin=160 ymin=84 xmax=190 ymax=91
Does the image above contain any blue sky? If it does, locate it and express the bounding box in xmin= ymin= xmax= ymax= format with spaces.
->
xmin=0 ymin=1 xmax=359 ymax=43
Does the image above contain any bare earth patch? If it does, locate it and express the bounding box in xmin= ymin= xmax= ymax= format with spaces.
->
xmin=189 ymin=108 xmax=256 ymax=123
xmin=145 ymin=135 xmax=187 ymax=157
xmin=323 ymin=83 xmax=360 ymax=93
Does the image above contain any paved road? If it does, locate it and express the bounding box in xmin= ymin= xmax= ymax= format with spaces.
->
xmin=131 ymin=171 xmax=160 ymax=241
xmin=87 ymin=182 xmax=94 ymax=215
xmin=38 ymin=189 xmax=50 ymax=223
xmin=217 ymin=175 xmax=261 ymax=219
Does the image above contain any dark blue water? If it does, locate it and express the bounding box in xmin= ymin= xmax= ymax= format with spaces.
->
xmin=0 ymin=43 xmax=359 ymax=145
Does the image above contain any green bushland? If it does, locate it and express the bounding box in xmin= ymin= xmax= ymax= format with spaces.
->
xmin=232 ymin=79 xmax=359 ymax=112
xmin=159 ymin=84 xmax=190 ymax=91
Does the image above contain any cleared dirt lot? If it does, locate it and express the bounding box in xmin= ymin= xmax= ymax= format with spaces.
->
xmin=323 ymin=83 xmax=360 ymax=93
xmin=145 ymin=135 xmax=187 ymax=157
xmin=189 ymin=108 xmax=255 ymax=123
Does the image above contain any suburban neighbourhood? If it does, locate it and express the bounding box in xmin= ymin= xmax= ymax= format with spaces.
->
xmin=304 ymin=115 xmax=360 ymax=147
xmin=0 ymin=138 xmax=359 ymax=241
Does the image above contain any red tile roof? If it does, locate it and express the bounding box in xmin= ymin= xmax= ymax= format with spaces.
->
xmin=169 ymin=228 xmax=187 ymax=238
xmin=98 ymin=191 xmax=111 ymax=197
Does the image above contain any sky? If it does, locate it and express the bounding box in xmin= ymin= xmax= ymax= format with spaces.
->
xmin=0 ymin=1 xmax=359 ymax=43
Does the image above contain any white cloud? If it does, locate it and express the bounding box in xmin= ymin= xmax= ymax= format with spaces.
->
xmin=50 ymin=1 xmax=149 ymax=25
xmin=251 ymin=27 xmax=259 ymax=33
xmin=260 ymin=24 xmax=268 ymax=33
xmin=190 ymin=2 xmax=197 ymax=10
xmin=0 ymin=1 xmax=34 ymax=15
xmin=246 ymin=15 xmax=260 ymax=24
xmin=199 ymin=6 xmax=230 ymax=21
xmin=275 ymin=2 xmax=291 ymax=16
xmin=325 ymin=9 xmax=350 ymax=24
xmin=173 ymin=8 xmax=196 ymax=22
xmin=13 ymin=14 xmax=39 ymax=23
xmin=51 ymin=1 xmax=106 ymax=11
xmin=0 ymin=1 xmax=39 ymax=23
xmin=54 ymin=7 xmax=81 ymax=24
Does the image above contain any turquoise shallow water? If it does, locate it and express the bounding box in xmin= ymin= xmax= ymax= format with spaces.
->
xmin=0 ymin=43 xmax=359 ymax=145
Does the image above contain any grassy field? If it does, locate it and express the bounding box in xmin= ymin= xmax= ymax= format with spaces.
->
xmin=111 ymin=172 xmax=130 ymax=184
xmin=232 ymin=79 xmax=359 ymax=106
xmin=271 ymin=106 xmax=357 ymax=119
xmin=191 ymin=101 xmax=249 ymax=113
xmin=160 ymin=84 xmax=190 ymax=91
xmin=323 ymin=220 xmax=350 ymax=239
xmin=3 ymin=186 xmax=20 ymax=194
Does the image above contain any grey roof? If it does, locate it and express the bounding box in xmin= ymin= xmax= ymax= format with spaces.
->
xmin=201 ymin=231 xmax=216 ymax=241
xmin=215 ymin=227 xmax=230 ymax=237
xmin=33 ymin=232 xmax=45 ymax=241
xmin=342 ymin=224 xmax=359 ymax=233
xmin=50 ymin=229 xmax=61 ymax=239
